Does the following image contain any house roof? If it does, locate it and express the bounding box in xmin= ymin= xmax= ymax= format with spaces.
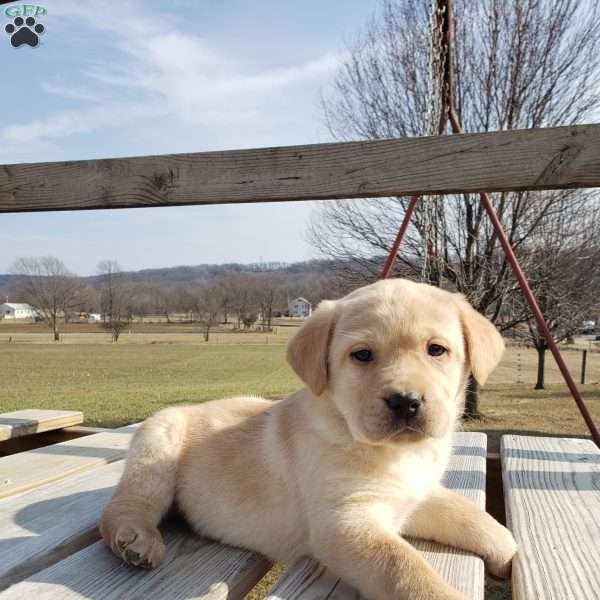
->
xmin=1 ymin=303 xmax=35 ymax=310
xmin=291 ymin=297 xmax=311 ymax=305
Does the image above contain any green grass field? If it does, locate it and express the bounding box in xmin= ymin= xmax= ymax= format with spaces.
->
xmin=1 ymin=343 xmax=301 ymax=427
xmin=2 ymin=332 xmax=599 ymax=600
xmin=1 ymin=332 xmax=598 ymax=444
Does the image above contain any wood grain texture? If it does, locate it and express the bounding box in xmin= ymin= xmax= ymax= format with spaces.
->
xmin=0 ymin=431 xmax=485 ymax=599
xmin=0 ymin=461 xmax=124 ymax=589
xmin=1 ymin=125 xmax=599 ymax=214
xmin=0 ymin=519 xmax=272 ymax=600
xmin=267 ymin=432 xmax=487 ymax=600
xmin=0 ymin=410 xmax=83 ymax=442
xmin=0 ymin=457 xmax=271 ymax=597
xmin=501 ymin=435 xmax=600 ymax=600
xmin=0 ymin=425 xmax=136 ymax=499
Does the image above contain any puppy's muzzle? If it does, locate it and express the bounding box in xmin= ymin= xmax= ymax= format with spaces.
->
xmin=384 ymin=392 xmax=422 ymax=421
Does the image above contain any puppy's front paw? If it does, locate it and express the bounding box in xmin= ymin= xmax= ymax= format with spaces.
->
xmin=113 ymin=524 xmax=166 ymax=569
xmin=486 ymin=524 xmax=517 ymax=578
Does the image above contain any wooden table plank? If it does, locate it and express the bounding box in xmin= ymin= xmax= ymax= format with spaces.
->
xmin=0 ymin=431 xmax=488 ymax=599
xmin=501 ymin=435 xmax=600 ymax=600
xmin=0 ymin=411 xmax=83 ymax=442
xmin=0 ymin=425 xmax=136 ymax=499
xmin=1 ymin=125 xmax=599 ymax=214
xmin=0 ymin=455 xmax=272 ymax=598
xmin=0 ymin=461 xmax=124 ymax=589
xmin=267 ymin=432 xmax=487 ymax=600
xmin=0 ymin=519 xmax=272 ymax=600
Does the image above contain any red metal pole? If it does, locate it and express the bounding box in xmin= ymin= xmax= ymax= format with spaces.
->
xmin=380 ymin=195 xmax=420 ymax=279
xmin=448 ymin=109 xmax=600 ymax=447
xmin=380 ymin=0 xmax=600 ymax=446
xmin=478 ymin=192 xmax=600 ymax=447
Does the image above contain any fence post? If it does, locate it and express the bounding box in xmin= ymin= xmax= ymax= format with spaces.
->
xmin=581 ymin=350 xmax=588 ymax=385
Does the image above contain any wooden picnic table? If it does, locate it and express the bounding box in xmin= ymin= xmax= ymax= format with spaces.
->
xmin=502 ymin=435 xmax=600 ymax=600
xmin=0 ymin=428 xmax=486 ymax=599
xmin=1 ymin=426 xmax=597 ymax=599
xmin=0 ymin=410 xmax=83 ymax=443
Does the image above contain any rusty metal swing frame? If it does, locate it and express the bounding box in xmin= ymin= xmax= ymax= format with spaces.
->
xmin=380 ymin=0 xmax=600 ymax=447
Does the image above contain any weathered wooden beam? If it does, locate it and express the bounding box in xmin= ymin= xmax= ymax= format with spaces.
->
xmin=1 ymin=124 xmax=599 ymax=213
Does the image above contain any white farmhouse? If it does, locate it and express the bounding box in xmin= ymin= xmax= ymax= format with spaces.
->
xmin=0 ymin=302 xmax=37 ymax=320
xmin=288 ymin=297 xmax=312 ymax=318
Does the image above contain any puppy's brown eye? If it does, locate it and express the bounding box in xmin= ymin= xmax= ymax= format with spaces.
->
xmin=351 ymin=349 xmax=373 ymax=363
xmin=428 ymin=343 xmax=447 ymax=357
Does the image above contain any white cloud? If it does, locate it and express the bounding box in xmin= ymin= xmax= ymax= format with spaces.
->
xmin=0 ymin=0 xmax=349 ymax=272
xmin=1 ymin=0 xmax=342 ymax=148
xmin=40 ymin=81 xmax=108 ymax=103
xmin=2 ymin=102 xmax=163 ymax=143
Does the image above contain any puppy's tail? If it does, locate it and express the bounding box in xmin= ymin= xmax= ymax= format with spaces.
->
xmin=100 ymin=407 xmax=188 ymax=545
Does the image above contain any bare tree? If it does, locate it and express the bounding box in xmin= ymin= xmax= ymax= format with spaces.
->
xmin=512 ymin=201 xmax=600 ymax=389
xmin=312 ymin=0 xmax=600 ymax=416
xmin=215 ymin=278 xmax=235 ymax=324
xmin=127 ymin=282 xmax=156 ymax=321
xmin=97 ymin=260 xmax=129 ymax=342
xmin=195 ymin=285 xmax=223 ymax=341
xmin=255 ymin=273 xmax=284 ymax=330
xmin=174 ymin=286 xmax=197 ymax=322
xmin=155 ymin=285 xmax=177 ymax=323
xmin=81 ymin=284 xmax=101 ymax=315
xmin=219 ymin=274 xmax=260 ymax=329
xmin=11 ymin=257 xmax=84 ymax=341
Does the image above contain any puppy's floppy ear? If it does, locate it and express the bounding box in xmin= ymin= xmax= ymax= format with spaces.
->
xmin=286 ymin=300 xmax=338 ymax=396
xmin=456 ymin=296 xmax=505 ymax=386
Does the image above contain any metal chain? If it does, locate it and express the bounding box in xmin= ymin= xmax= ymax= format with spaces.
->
xmin=421 ymin=0 xmax=447 ymax=284
xmin=426 ymin=0 xmax=446 ymax=136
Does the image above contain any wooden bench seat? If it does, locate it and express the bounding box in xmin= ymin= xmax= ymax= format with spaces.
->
xmin=268 ymin=432 xmax=487 ymax=600
xmin=0 ymin=425 xmax=136 ymax=499
xmin=501 ymin=434 xmax=600 ymax=600
xmin=0 ymin=410 xmax=83 ymax=443
xmin=0 ymin=431 xmax=486 ymax=599
xmin=0 ymin=519 xmax=271 ymax=599
xmin=0 ymin=461 xmax=125 ymax=588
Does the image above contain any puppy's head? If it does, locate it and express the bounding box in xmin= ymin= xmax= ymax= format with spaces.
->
xmin=287 ymin=279 xmax=504 ymax=445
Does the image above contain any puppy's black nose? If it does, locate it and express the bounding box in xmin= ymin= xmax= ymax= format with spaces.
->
xmin=385 ymin=393 xmax=422 ymax=420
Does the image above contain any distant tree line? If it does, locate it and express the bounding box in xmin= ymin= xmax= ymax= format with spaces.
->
xmin=3 ymin=253 xmax=599 ymax=396
xmin=5 ymin=257 xmax=336 ymax=342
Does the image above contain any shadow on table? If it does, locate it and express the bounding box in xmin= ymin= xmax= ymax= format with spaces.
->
xmin=2 ymin=488 xmax=270 ymax=599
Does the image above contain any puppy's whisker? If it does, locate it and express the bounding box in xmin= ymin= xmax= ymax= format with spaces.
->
xmin=405 ymin=424 xmax=425 ymax=434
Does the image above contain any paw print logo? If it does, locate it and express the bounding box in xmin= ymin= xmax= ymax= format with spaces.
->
xmin=5 ymin=16 xmax=45 ymax=47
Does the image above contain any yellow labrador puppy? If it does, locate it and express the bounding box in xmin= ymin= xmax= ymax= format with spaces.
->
xmin=100 ymin=278 xmax=516 ymax=600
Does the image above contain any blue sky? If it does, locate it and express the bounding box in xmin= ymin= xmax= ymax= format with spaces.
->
xmin=1 ymin=0 xmax=378 ymax=275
